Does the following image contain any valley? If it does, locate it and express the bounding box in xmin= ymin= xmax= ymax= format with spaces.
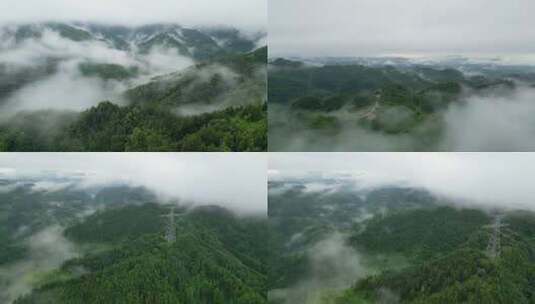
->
xmin=268 ymin=57 xmax=535 ymax=151
xmin=268 ymin=175 xmax=535 ymax=304
xmin=0 ymin=154 xmax=268 ymax=303
xmin=0 ymin=22 xmax=267 ymax=152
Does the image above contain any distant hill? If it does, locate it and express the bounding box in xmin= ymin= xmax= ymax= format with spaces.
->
xmin=268 ymin=58 xmax=534 ymax=151
xmin=1 ymin=22 xmax=265 ymax=61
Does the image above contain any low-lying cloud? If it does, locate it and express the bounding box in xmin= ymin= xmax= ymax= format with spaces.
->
xmin=0 ymin=29 xmax=194 ymax=117
xmin=0 ymin=153 xmax=267 ymax=214
xmin=0 ymin=29 xmax=135 ymax=66
xmin=2 ymin=62 xmax=128 ymax=115
xmin=441 ymin=87 xmax=535 ymax=151
xmin=0 ymin=226 xmax=79 ymax=303
xmin=270 ymin=232 xmax=368 ymax=304
xmin=269 ymin=153 xmax=535 ymax=211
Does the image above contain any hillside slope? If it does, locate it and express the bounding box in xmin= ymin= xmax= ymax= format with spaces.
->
xmin=14 ymin=203 xmax=268 ymax=304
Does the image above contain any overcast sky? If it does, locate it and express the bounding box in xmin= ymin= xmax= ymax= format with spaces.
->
xmin=270 ymin=0 xmax=535 ymax=58
xmin=0 ymin=153 xmax=267 ymax=214
xmin=269 ymin=153 xmax=535 ymax=211
xmin=0 ymin=0 xmax=266 ymax=30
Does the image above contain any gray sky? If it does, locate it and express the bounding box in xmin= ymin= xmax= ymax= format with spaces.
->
xmin=0 ymin=153 xmax=267 ymax=214
xmin=269 ymin=153 xmax=535 ymax=211
xmin=270 ymin=0 xmax=535 ymax=58
xmin=0 ymin=0 xmax=266 ymax=30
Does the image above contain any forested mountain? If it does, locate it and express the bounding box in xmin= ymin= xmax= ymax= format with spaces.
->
xmin=0 ymin=23 xmax=267 ymax=151
xmin=0 ymin=178 xmax=157 ymax=268
xmin=0 ymin=177 xmax=267 ymax=303
xmin=269 ymin=178 xmax=535 ymax=304
xmin=338 ymin=209 xmax=535 ymax=304
xmin=0 ymin=22 xmax=264 ymax=60
xmin=0 ymin=100 xmax=266 ymax=152
xmin=14 ymin=204 xmax=267 ymax=304
xmin=268 ymin=57 xmax=535 ymax=151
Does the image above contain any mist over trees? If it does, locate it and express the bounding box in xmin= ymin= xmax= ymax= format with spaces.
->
xmin=268 ymin=0 xmax=535 ymax=152
xmin=0 ymin=154 xmax=267 ymax=303
xmin=268 ymin=57 xmax=535 ymax=151
xmin=268 ymin=153 xmax=535 ymax=304
xmin=0 ymin=22 xmax=267 ymax=152
xmin=269 ymin=175 xmax=535 ymax=304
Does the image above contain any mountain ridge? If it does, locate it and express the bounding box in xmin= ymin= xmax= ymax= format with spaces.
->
xmin=0 ymin=22 xmax=266 ymax=60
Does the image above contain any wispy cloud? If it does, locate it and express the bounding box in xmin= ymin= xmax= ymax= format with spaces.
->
xmin=0 ymin=153 xmax=267 ymax=214
xmin=270 ymin=153 xmax=535 ymax=211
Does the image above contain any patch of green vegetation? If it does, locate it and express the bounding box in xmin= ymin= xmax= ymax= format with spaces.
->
xmin=291 ymin=96 xmax=323 ymax=110
xmin=0 ymin=243 xmax=27 ymax=265
xmin=328 ymin=289 xmax=372 ymax=304
xmin=78 ymin=63 xmax=139 ymax=80
xmin=47 ymin=23 xmax=93 ymax=41
xmin=351 ymin=207 xmax=490 ymax=261
xmin=360 ymin=253 xmax=410 ymax=275
xmin=0 ymin=101 xmax=266 ymax=152
xmin=65 ymin=204 xmax=166 ymax=243
xmin=350 ymin=94 xmax=375 ymax=110
xmin=214 ymin=46 xmax=267 ymax=77
xmin=351 ymin=246 xmax=530 ymax=304
xmin=31 ymin=269 xmax=76 ymax=289
xmin=269 ymin=58 xmax=304 ymax=68
xmin=308 ymin=115 xmax=340 ymax=130
xmin=291 ymin=95 xmax=347 ymax=112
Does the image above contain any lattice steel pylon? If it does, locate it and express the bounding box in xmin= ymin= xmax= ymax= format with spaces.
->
xmin=161 ymin=206 xmax=176 ymax=243
xmin=486 ymin=214 xmax=507 ymax=259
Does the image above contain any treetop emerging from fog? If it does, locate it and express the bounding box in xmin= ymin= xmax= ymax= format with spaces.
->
xmin=0 ymin=0 xmax=266 ymax=30
xmin=269 ymin=0 xmax=535 ymax=58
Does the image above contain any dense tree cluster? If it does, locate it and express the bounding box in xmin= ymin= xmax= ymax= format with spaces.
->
xmin=0 ymin=183 xmax=157 ymax=266
xmin=78 ymin=63 xmax=139 ymax=80
xmin=0 ymin=102 xmax=266 ymax=152
xmin=14 ymin=203 xmax=268 ymax=304
xmin=334 ymin=208 xmax=535 ymax=304
xmin=268 ymin=61 xmax=523 ymax=137
xmin=269 ymin=182 xmax=535 ymax=304
xmin=351 ymin=207 xmax=490 ymax=261
xmin=0 ymin=46 xmax=267 ymax=152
